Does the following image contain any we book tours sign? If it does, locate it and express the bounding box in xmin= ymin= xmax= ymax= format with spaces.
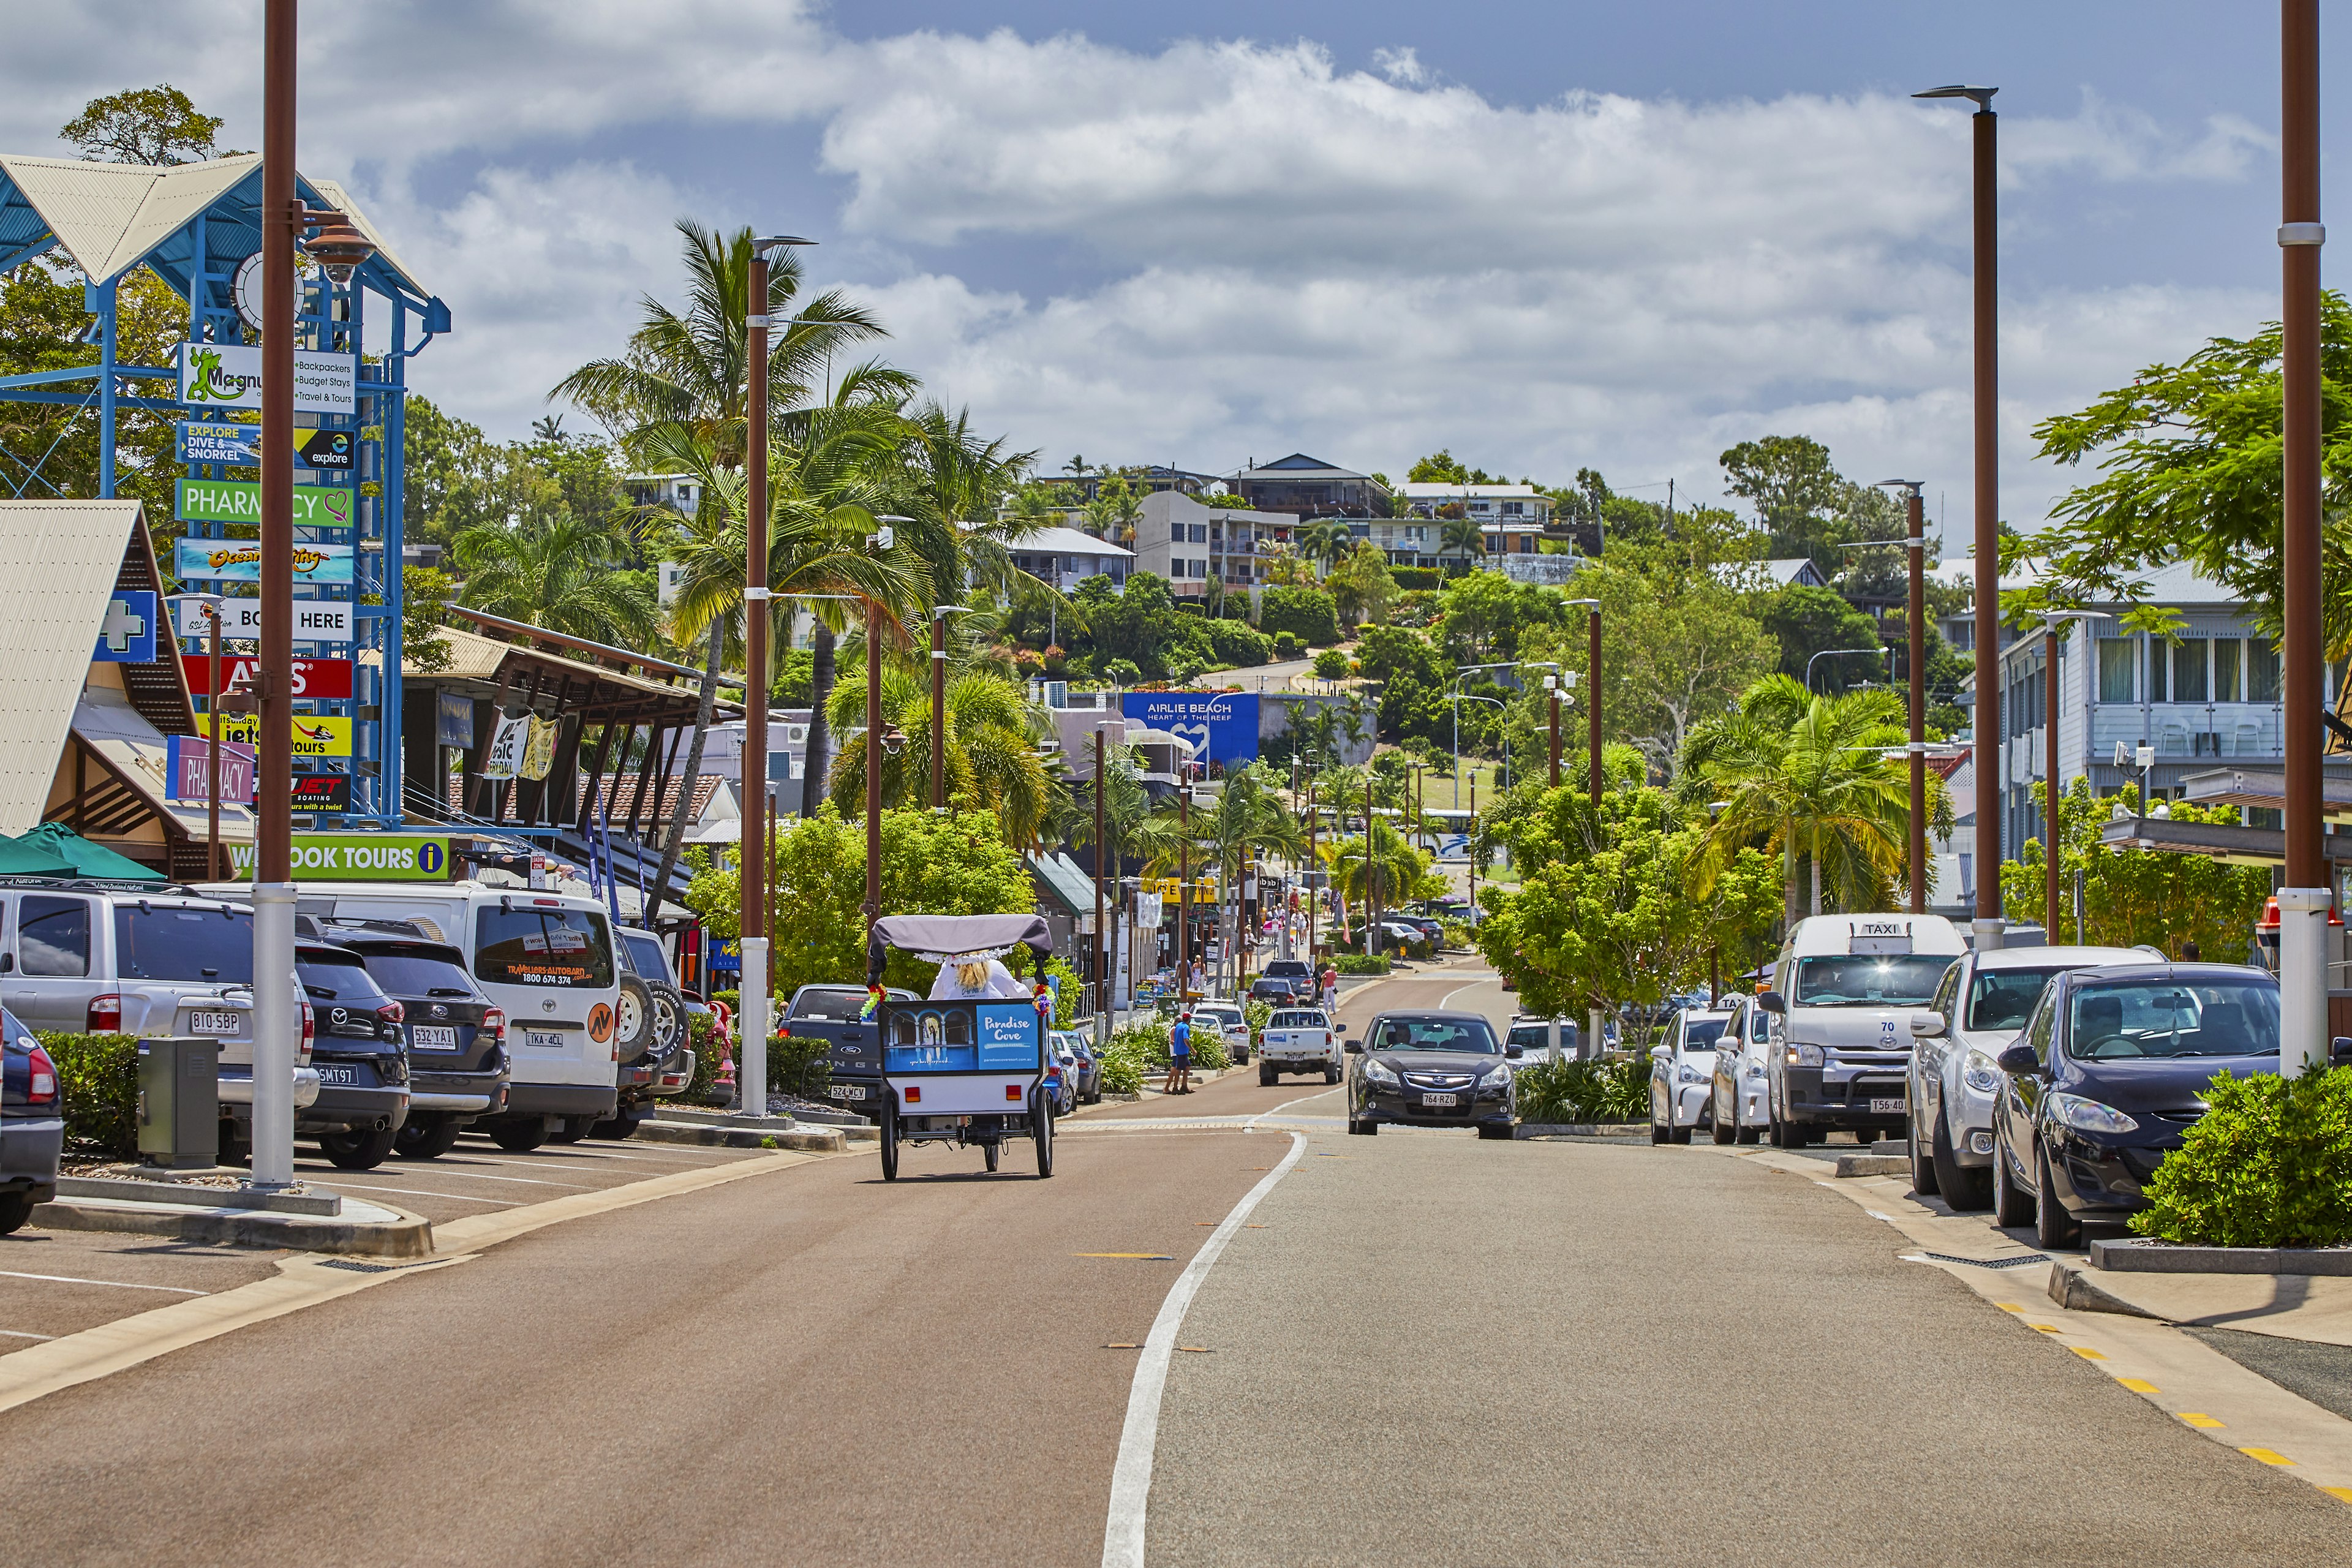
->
xmin=227 ymin=834 xmax=454 ymax=881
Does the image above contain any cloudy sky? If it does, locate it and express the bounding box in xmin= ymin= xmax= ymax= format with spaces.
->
xmin=4 ymin=2 xmax=2343 ymax=542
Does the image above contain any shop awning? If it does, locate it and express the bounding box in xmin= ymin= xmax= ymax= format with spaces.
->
xmin=2100 ymin=813 xmax=2352 ymax=867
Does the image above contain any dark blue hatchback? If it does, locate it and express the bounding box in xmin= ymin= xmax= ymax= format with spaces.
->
xmin=1988 ymin=963 xmax=2280 ymax=1247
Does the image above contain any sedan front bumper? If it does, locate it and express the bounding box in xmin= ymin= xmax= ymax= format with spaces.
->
xmin=1357 ymin=1084 xmax=1512 ymax=1126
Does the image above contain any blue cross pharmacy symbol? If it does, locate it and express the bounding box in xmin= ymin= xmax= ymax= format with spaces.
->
xmin=93 ymin=591 xmax=156 ymax=663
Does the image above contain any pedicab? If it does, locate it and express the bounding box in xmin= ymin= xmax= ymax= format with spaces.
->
xmin=866 ymin=913 xmax=1058 ymax=1181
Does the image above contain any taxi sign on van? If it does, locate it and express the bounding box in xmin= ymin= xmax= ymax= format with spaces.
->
xmin=227 ymin=834 xmax=454 ymax=881
xmin=1848 ymin=919 xmax=1913 ymax=956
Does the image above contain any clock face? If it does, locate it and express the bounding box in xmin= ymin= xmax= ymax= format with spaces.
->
xmin=232 ymin=252 xmax=317 ymax=333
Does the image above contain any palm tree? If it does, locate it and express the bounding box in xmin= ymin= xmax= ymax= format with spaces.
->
xmin=1439 ymin=514 xmax=1486 ymax=573
xmin=893 ymin=398 xmax=1046 ymax=604
xmin=1331 ymin=817 xmax=1421 ymax=955
xmin=1298 ymin=519 xmax=1353 ymax=576
xmin=1691 ymin=679 xmax=1929 ymax=924
xmin=823 ymin=664 xmax=1057 ymax=847
xmin=453 ymin=511 xmax=657 ymax=648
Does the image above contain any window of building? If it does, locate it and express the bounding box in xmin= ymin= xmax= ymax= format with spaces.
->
xmin=2147 ymin=636 xmax=2166 ymax=703
xmin=2174 ymin=638 xmax=2209 ymax=703
xmin=2214 ymin=638 xmax=2242 ymax=703
xmin=2098 ymin=637 xmax=2134 ymax=703
xmin=1189 ymin=524 xmax=1208 ymax=544
xmin=2250 ymin=639 xmax=2282 ymax=701
xmin=1501 ymin=501 xmax=1524 ymax=516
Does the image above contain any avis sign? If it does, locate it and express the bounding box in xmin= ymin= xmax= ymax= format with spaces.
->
xmin=182 ymin=655 xmax=353 ymax=700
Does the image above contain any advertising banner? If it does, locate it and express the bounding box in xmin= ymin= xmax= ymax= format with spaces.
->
xmin=1121 ymin=690 xmax=1260 ymax=768
xmin=289 ymin=774 xmax=352 ymax=813
xmin=478 ymin=713 xmax=529 ymax=780
xmin=174 ymin=537 xmax=352 ymax=584
xmin=436 ymin=690 xmax=475 ymax=748
xmin=214 ymin=714 xmax=353 ymax=759
xmin=181 ymin=655 xmax=352 ymax=700
xmin=519 ymin=715 xmax=559 ymax=782
xmin=228 ymin=834 xmax=452 ymax=881
xmin=176 ymin=423 xmax=355 ymax=472
xmin=176 ymin=478 xmax=354 ymax=531
xmin=884 ymin=1001 xmax=1040 ymax=1072
xmin=171 ymin=597 xmax=354 ymax=645
xmin=178 ymin=342 xmax=356 ymax=415
xmin=92 ymin=590 xmax=157 ymax=663
xmin=164 ymin=735 xmax=258 ymax=803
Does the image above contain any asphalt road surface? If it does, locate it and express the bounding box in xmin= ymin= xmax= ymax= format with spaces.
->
xmin=4 ymin=958 xmax=2346 ymax=1564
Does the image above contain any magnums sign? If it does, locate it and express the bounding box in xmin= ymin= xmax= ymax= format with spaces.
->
xmin=178 ymin=342 xmax=356 ymax=415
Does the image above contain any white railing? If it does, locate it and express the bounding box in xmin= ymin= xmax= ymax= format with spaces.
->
xmin=2088 ymin=703 xmax=2283 ymax=760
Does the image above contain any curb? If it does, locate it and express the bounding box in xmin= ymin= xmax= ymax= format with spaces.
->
xmin=635 ymin=1120 xmax=846 ymax=1153
xmin=1834 ymin=1154 xmax=1910 ymax=1178
xmin=1514 ymin=1123 xmax=1645 ymax=1139
xmin=54 ymin=1175 xmax=342 ymax=1216
xmin=31 ymin=1196 xmax=432 ymax=1258
xmin=2089 ymin=1236 xmax=2352 ymax=1276
xmin=2046 ymin=1258 xmax=2165 ymax=1317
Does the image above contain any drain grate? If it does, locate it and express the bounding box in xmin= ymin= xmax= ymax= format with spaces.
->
xmin=1913 ymin=1251 xmax=2049 ymax=1270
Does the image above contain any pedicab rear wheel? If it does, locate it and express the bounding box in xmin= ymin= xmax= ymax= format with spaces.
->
xmin=880 ymin=1102 xmax=900 ymax=1182
xmin=1032 ymin=1088 xmax=1055 ymax=1179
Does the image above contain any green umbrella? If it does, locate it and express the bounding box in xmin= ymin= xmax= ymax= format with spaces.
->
xmin=15 ymin=824 xmax=163 ymax=881
xmin=0 ymin=835 xmax=75 ymax=878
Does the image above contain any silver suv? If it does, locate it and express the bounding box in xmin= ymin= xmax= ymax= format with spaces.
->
xmin=0 ymin=880 xmax=318 ymax=1129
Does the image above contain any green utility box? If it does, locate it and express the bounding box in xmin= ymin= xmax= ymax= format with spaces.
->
xmin=137 ymin=1036 xmax=222 ymax=1170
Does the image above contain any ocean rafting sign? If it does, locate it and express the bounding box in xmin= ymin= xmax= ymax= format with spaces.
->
xmin=174 ymin=537 xmax=352 ymax=584
xmin=178 ymin=341 xmax=356 ymax=415
xmin=177 ymin=478 xmax=353 ymax=530
xmin=228 ymin=834 xmax=453 ymax=881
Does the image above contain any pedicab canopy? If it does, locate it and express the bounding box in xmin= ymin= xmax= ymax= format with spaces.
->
xmin=865 ymin=913 xmax=1054 ymax=985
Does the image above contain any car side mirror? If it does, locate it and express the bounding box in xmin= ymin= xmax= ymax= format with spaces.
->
xmin=1757 ymin=990 xmax=1787 ymax=1015
xmin=1994 ymin=1042 xmax=2043 ymax=1077
xmin=1504 ymin=1044 xmax=1523 ymax=1059
xmin=0 ymin=952 xmax=12 ymax=973
xmin=1343 ymin=1039 xmax=1363 ymax=1054
xmin=1648 ymin=1045 xmax=1670 ymax=1061
xmin=1909 ymin=1011 xmax=1946 ymax=1038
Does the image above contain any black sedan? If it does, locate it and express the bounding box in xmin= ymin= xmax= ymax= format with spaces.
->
xmin=0 ymin=1008 xmax=62 ymax=1235
xmin=336 ymin=932 xmax=510 ymax=1161
xmin=1346 ymin=1009 xmax=1518 ymax=1139
xmin=1989 ymin=962 xmax=2280 ymax=1248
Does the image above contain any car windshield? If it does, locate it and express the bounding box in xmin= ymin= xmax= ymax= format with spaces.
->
xmin=2069 ymin=979 xmax=2280 ymax=1059
xmin=1197 ymin=1009 xmax=1242 ymax=1026
xmin=296 ymin=954 xmax=389 ymax=1005
xmin=1269 ymin=1011 xmax=1325 ymax=1028
xmin=1264 ymin=962 xmax=1309 ymax=978
xmin=111 ymin=906 xmax=254 ymax=983
xmin=1790 ymin=955 xmax=1950 ymax=1007
xmin=473 ymin=907 xmax=613 ymax=989
xmin=1371 ymin=1017 xmax=1499 ymax=1054
xmin=355 ymin=946 xmax=478 ymax=1000
xmin=1967 ymin=967 xmax=2068 ymax=1032
xmin=1681 ymin=1017 xmax=1727 ymax=1050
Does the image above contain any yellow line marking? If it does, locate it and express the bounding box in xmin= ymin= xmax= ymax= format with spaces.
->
xmin=1106 ymin=1343 xmax=1142 ymax=1349
xmin=2070 ymin=1345 xmax=2108 ymax=1361
xmin=2179 ymin=1412 xmax=2226 ymax=1429
xmin=2239 ymin=1447 xmax=2295 ymax=1467
xmin=2320 ymin=1486 xmax=2352 ymax=1504
xmin=1996 ymin=1303 xmax=2025 ymax=1313
xmin=2117 ymin=1378 xmax=2160 ymax=1393
xmin=2028 ymin=1323 xmax=2062 ymax=1333
xmin=1072 ymin=1253 xmax=1174 ymax=1260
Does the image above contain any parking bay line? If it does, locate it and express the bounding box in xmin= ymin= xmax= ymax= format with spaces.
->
xmin=309 ymin=1182 xmax=522 ymax=1208
xmin=0 ymin=1330 xmax=54 ymax=1341
xmin=0 ymin=1269 xmax=207 ymax=1297
xmin=294 ymin=1164 xmax=595 ymax=1191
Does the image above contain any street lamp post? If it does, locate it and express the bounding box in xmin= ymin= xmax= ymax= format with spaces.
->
xmin=1869 ymin=486 xmax=1933 ymax=913
xmin=930 ymin=604 xmax=973 ymax=812
xmin=1565 ymin=600 xmax=1601 ymax=801
xmin=2281 ymin=0 xmax=2329 ymax=1073
xmin=1804 ymin=646 xmax=1890 ymax=695
xmin=1916 ymin=81 xmax=2004 ymax=952
xmin=861 ymin=519 xmax=904 ymax=930
xmin=2041 ymin=611 xmax=2111 ymax=939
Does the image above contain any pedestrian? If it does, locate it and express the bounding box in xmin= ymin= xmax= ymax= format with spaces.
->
xmin=2180 ymin=939 xmax=2201 ymax=962
xmin=1165 ymin=1010 xmax=1194 ymax=1095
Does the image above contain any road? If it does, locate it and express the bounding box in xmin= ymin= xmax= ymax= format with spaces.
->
xmin=4 ymin=958 xmax=2348 ymax=1564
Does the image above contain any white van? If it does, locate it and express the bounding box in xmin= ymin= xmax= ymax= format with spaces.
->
xmin=208 ymin=880 xmax=623 ymax=1152
xmin=1756 ymin=914 xmax=1965 ymax=1150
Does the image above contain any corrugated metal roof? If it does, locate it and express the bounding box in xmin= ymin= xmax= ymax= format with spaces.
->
xmin=0 ymin=154 xmax=259 ymax=284
xmin=0 ymin=501 xmax=144 ymax=834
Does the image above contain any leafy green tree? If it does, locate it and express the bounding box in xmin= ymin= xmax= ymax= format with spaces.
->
xmin=61 ymin=84 xmax=240 ymax=164
xmin=1760 ymin=584 xmax=1884 ymax=690
xmin=1437 ymin=570 xmax=1564 ymax=665
xmin=1259 ymin=584 xmax=1341 ymax=645
xmin=1439 ymin=514 xmax=1486 ymax=568
xmin=1297 ymin=519 xmax=1354 ymax=575
xmin=1718 ymin=434 xmax=1844 ymax=562
xmin=2026 ymin=292 xmax=2352 ymax=654
xmin=2000 ymin=780 xmax=2269 ymax=958
xmin=453 ymin=510 xmax=657 ymax=649
xmin=825 ymin=667 xmax=1056 ymax=849
xmin=1326 ymin=540 xmax=1400 ymax=627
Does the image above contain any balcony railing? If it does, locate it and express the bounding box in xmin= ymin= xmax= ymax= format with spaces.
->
xmin=2088 ymin=703 xmax=2283 ymax=760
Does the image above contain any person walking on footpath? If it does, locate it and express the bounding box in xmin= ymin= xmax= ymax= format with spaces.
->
xmin=1320 ymin=963 xmax=1338 ymax=1016
xmin=1165 ymin=1010 xmax=1194 ymax=1095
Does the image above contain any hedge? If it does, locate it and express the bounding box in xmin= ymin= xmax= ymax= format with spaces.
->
xmin=1513 ymin=1058 xmax=1646 ymax=1124
xmin=40 ymin=1031 xmax=140 ymax=1159
xmin=1332 ymin=954 xmax=1391 ymax=976
xmin=2133 ymin=1065 xmax=2352 ymax=1246
xmin=1390 ymin=567 xmax=1442 ymax=591
xmin=1259 ymin=586 xmax=1341 ymax=646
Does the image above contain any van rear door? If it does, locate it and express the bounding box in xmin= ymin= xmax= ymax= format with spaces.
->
xmin=469 ymin=901 xmax=619 ymax=1090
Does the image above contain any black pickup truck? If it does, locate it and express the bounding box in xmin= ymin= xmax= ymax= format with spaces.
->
xmin=780 ymin=984 xmax=915 ymax=1122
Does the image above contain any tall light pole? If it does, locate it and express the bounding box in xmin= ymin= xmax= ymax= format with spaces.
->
xmin=1805 ymin=646 xmax=1889 ymax=695
xmin=1450 ymin=661 xmax=1518 ymax=807
xmin=2041 ymin=611 xmax=2111 ymax=938
xmin=1566 ymin=598 xmax=1601 ymax=801
xmin=2280 ymin=0 xmax=2328 ymax=1073
xmin=1178 ymin=777 xmax=1195 ymax=997
xmin=1916 ymin=81 xmax=2003 ymax=951
xmin=737 ymin=235 xmax=814 ymax=1120
xmin=930 ymin=603 xmax=972 ymax=811
xmin=861 ymin=519 xmax=905 ymax=930
xmin=1872 ymin=484 xmax=1933 ymax=913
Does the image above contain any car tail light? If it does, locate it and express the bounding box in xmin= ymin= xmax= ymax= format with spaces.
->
xmin=774 ymin=1024 xmax=790 ymax=1039
xmin=26 ymin=1046 xmax=56 ymax=1105
xmin=87 ymin=993 xmax=121 ymax=1032
xmin=482 ymin=1007 xmax=507 ymax=1044
xmin=377 ymin=1000 xmax=405 ymax=1025
xmin=903 ymin=1086 xmax=921 ymax=1104
xmin=298 ymin=990 xmax=316 ymax=1058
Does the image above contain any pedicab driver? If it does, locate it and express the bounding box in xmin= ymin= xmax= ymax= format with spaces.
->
xmin=929 ymin=952 xmax=1031 ymax=1000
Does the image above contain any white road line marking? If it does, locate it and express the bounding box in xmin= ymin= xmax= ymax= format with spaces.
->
xmin=296 ymin=1164 xmax=592 ymax=1191
xmin=0 ymin=1270 xmax=207 ymax=1297
xmin=1245 ymin=1086 xmax=1343 ymax=1131
xmin=311 ymin=1182 xmax=522 ymax=1207
xmin=0 ymin=1330 xmax=55 ymax=1341
xmin=1101 ymin=1130 xmax=1306 ymax=1568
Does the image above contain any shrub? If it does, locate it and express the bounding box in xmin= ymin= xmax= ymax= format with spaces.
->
xmin=1204 ymin=617 xmax=1273 ymax=668
xmin=2132 ymin=1065 xmax=2352 ymax=1247
xmin=1097 ymin=1044 xmax=1145 ymax=1095
xmin=767 ymin=1027 xmax=832 ymax=1100
xmin=40 ymin=1031 xmax=140 ymax=1158
xmin=1272 ymin=631 xmax=1304 ymax=660
xmin=1259 ymin=586 xmax=1341 ymax=646
xmin=1332 ymin=954 xmax=1390 ymax=976
xmin=685 ymin=1009 xmax=728 ymax=1105
xmin=1390 ymin=567 xmax=1442 ymax=591
xmin=1513 ymin=1058 xmax=1646 ymax=1125
xmin=1312 ymin=648 xmax=1351 ymax=681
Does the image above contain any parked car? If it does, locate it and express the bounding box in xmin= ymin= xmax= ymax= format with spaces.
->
xmin=1261 ymin=958 xmax=1313 ymax=990
xmin=1249 ymin=975 xmax=1306 ymax=1004
xmin=0 ymin=1008 xmax=61 ymax=1235
xmin=1648 ymin=1006 xmax=1734 ymax=1144
xmin=1708 ymin=995 xmax=1776 ymax=1144
xmin=216 ymin=882 xmax=629 ymax=1153
xmin=1505 ymin=1015 xmax=1580 ymax=1068
xmin=1396 ymin=916 xmax=1445 ymax=945
xmin=1990 ymin=963 xmax=2288 ymax=1247
xmin=1757 ymin=914 xmax=1967 ymax=1148
xmin=1190 ymin=1001 xmax=1251 ymax=1065
xmin=1047 ymin=1031 xmax=1080 ymax=1114
xmin=292 ymin=940 xmax=412 ymax=1170
xmin=1375 ymin=921 xmax=1434 ymax=959
xmin=1344 ymin=1010 xmax=1518 ymax=1138
xmin=1259 ymin=1007 xmax=1342 ymax=1084
xmin=1055 ymin=1030 xmax=1102 ymax=1104
xmin=0 ymin=882 xmax=320 ymax=1150
xmin=322 ymin=924 xmax=510 ymax=1161
xmin=607 ymin=925 xmax=693 ymax=1139
xmin=783 ymin=983 xmax=918 ymax=1121
xmin=1907 ymin=944 xmax=2153 ymax=1209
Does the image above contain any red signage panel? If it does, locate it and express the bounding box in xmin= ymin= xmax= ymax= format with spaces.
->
xmin=183 ymin=655 xmax=353 ymax=700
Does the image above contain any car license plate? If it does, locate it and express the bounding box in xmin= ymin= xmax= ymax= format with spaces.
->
xmin=187 ymin=1011 xmax=242 ymax=1036
xmin=834 ymin=1084 xmax=867 ymax=1100
xmin=1420 ymin=1091 xmax=1458 ymax=1107
xmin=522 ymin=1029 xmax=566 ymax=1049
xmin=316 ymin=1065 xmax=356 ymax=1086
xmin=1870 ymin=1097 xmax=1905 ymax=1115
xmin=409 ymin=1025 xmax=459 ymax=1050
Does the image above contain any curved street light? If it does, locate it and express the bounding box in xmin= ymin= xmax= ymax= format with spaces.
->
xmin=1804 ymin=646 xmax=1890 ymax=695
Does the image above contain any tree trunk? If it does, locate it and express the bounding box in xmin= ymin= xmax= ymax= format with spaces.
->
xmin=1809 ymin=854 xmax=1822 ymax=918
xmin=801 ymin=619 xmax=835 ymax=819
xmin=1784 ymin=839 xmax=1801 ymax=931
xmin=644 ymin=621 xmax=725 ymax=927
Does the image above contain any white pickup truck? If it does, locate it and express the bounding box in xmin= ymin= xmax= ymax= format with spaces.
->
xmin=1257 ymin=1007 xmax=1343 ymax=1085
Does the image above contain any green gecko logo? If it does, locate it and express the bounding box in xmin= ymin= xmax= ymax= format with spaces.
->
xmin=184 ymin=346 xmax=259 ymax=403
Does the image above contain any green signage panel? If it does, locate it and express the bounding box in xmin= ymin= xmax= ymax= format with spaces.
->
xmin=227 ymin=834 xmax=454 ymax=881
xmin=176 ymin=478 xmax=354 ymax=531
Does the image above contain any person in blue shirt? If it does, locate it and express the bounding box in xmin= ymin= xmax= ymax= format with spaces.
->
xmin=1165 ymin=1011 xmax=1194 ymax=1095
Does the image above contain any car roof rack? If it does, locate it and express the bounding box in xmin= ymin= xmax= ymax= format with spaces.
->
xmin=0 ymin=875 xmax=205 ymax=897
